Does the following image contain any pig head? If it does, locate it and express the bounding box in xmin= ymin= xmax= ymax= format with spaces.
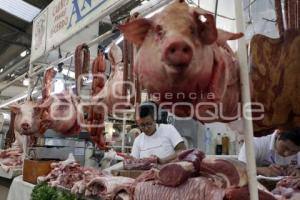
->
xmin=119 ymin=0 xmax=243 ymax=122
xmin=40 ymin=93 xmax=80 ymax=135
xmin=10 ymin=101 xmax=42 ymax=136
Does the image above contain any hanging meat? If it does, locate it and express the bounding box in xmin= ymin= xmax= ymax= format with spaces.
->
xmin=88 ymin=42 xmax=131 ymax=150
xmin=40 ymin=68 xmax=81 ymax=135
xmin=87 ymin=48 xmax=107 ymax=149
xmin=75 ymin=43 xmax=90 ymax=96
xmin=119 ymin=0 xmax=243 ymax=123
xmin=250 ymin=30 xmax=300 ymax=134
xmin=102 ymin=43 xmax=132 ymax=114
xmin=247 ymin=0 xmax=300 ymax=135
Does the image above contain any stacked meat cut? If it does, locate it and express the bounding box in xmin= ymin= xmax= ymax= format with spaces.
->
xmin=0 ymin=146 xmax=22 ymax=172
xmin=108 ymin=149 xmax=276 ymax=200
xmin=38 ymin=156 xmax=135 ymax=199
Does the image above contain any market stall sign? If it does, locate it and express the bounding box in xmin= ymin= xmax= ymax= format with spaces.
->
xmin=46 ymin=0 xmax=128 ymax=52
xmin=31 ymin=8 xmax=48 ymax=63
xmin=31 ymin=0 xmax=130 ymax=63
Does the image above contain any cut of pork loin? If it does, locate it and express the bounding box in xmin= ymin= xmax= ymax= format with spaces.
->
xmin=157 ymin=161 xmax=195 ymax=187
xmin=123 ymin=157 xmax=158 ymax=170
xmin=156 ymin=149 xmax=205 ymax=187
xmin=87 ymin=176 xmax=135 ymax=198
xmin=177 ymin=149 xmax=205 ymax=170
xmin=134 ymin=177 xmax=225 ymax=200
xmin=200 ymin=158 xmax=248 ymax=188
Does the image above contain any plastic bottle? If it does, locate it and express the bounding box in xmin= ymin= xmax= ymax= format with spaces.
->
xmin=229 ymin=137 xmax=236 ymax=155
xmin=215 ymin=133 xmax=222 ymax=155
xmin=222 ymin=133 xmax=229 ymax=155
xmin=205 ymin=128 xmax=212 ymax=155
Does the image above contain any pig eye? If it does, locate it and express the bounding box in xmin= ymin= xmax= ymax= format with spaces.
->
xmin=155 ymin=25 xmax=164 ymax=38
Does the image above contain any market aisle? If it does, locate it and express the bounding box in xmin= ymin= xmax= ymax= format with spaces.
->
xmin=0 ymin=185 xmax=9 ymax=200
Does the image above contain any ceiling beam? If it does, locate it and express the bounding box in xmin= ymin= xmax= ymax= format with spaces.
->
xmin=0 ymin=38 xmax=30 ymax=48
xmin=0 ymin=19 xmax=31 ymax=38
xmin=0 ymin=55 xmax=30 ymax=81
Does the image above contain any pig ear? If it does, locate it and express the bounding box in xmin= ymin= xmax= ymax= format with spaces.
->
xmin=194 ymin=12 xmax=218 ymax=45
xmin=10 ymin=103 xmax=20 ymax=114
xmin=118 ymin=18 xmax=152 ymax=46
xmin=217 ymin=29 xmax=244 ymax=46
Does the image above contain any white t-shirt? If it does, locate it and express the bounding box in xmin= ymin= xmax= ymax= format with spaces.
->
xmin=131 ymin=124 xmax=184 ymax=159
xmin=238 ymin=131 xmax=300 ymax=166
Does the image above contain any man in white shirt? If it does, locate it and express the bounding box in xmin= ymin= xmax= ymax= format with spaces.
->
xmin=131 ymin=102 xmax=186 ymax=164
xmin=238 ymin=127 xmax=300 ymax=176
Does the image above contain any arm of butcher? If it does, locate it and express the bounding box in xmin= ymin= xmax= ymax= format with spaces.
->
xmin=158 ymin=142 xmax=187 ymax=164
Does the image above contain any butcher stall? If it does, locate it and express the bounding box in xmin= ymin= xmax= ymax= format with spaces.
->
xmin=0 ymin=0 xmax=299 ymax=200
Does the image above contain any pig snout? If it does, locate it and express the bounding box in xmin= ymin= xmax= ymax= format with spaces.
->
xmin=164 ymin=40 xmax=193 ymax=68
xmin=21 ymin=123 xmax=30 ymax=130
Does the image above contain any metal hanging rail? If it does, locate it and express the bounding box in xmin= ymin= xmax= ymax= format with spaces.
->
xmin=0 ymin=30 xmax=115 ymax=107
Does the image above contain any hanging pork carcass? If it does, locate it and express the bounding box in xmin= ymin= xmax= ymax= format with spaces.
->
xmin=39 ymin=68 xmax=81 ymax=135
xmin=87 ymin=43 xmax=132 ymax=149
xmin=40 ymin=43 xmax=91 ymax=135
xmin=119 ymin=0 xmax=243 ymax=123
xmin=250 ymin=29 xmax=300 ymax=135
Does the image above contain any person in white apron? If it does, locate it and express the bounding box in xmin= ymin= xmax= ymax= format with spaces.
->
xmin=238 ymin=127 xmax=300 ymax=176
xmin=131 ymin=102 xmax=186 ymax=164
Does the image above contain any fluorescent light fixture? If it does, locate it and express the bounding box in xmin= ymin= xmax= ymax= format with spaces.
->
xmin=20 ymin=50 xmax=27 ymax=57
xmin=116 ymin=36 xmax=124 ymax=45
xmin=0 ymin=90 xmax=38 ymax=109
xmin=54 ymin=79 xmax=65 ymax=93
xmin=2 ymin=112 xmax=10 ymax=120
xmin=53 ymin=71 xmax=65 ymax=93
xmin=0 ymin=68 xmax=3 ymax=73
xmin=23 ymin=78 xmax=29 ymax=86
xmin=0 ymin=0 xmax=41 ymax=22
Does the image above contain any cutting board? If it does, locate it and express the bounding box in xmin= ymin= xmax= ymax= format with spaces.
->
xmin=23 ymin=159 xmax=57 ymax=184
xmin=111 ymin=169 xmax=146 ymax=179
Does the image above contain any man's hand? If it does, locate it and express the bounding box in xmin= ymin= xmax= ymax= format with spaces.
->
xmin=150 ymin=155 xmax=162 ymax=164
xmin=257 ymin=165 xmax=284 ymax=177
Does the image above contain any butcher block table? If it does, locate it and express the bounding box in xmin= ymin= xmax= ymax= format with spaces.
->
xmin=7 ymin=175 xmax=34 ymax=200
